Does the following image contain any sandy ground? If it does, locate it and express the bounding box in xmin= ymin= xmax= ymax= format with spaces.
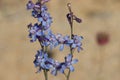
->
xmin=0 ymin=0 xmax=120 ymax=80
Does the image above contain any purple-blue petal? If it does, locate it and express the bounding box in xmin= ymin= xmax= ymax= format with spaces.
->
xmin=66 ymin=54 xmax=72 ymax=62
xmin=77 ymin=47 xmax=81 ymax=52
xmin=51 ymin=69 xmax=57 ymax=76
xmin=59 ymin=44 xmax=64 ymax=51
xmin=26 ymin=0 xmax=34 ymax=10
xmin=38 ymin=18 xmax=43 ymax=23
xmin=71 ymin=59 xmax=78 ymax=64
xmin=71 ymin=43 xmax=76 ymax=48
xmin=69 ymin=65 xmax=74 ymax=72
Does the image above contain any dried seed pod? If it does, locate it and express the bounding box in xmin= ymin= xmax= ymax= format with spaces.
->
xmin=66 ymin=13 xmax=72 ymax=24
xmin=73 ymin=15 xmax=82 ymax=23
xmin=75 ymin=17 xmax=82 ymax=23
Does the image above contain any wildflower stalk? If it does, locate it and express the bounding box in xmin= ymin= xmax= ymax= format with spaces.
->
xmin=38 ymin=0 xmax=41 ymax=2
xmin=67 ymin=3 xmax=74 ymax=55
xmin=27 ymin=0 xmax=82 ymax=80
xmin=38 ymin=0 xmax=48 ymax=80
xmin=39 ymin=41 xmax=48 ymax=80
xmin=44 ymin=70 xmax=48 ymax=80
xmin=67 ymin=70 xmax=71 ymax=80
xmin=66 ymin=3 xmax=74 ymax=80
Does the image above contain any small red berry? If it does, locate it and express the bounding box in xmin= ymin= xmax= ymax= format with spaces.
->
xmin=96 ymin=32 xmax=109 ymax=46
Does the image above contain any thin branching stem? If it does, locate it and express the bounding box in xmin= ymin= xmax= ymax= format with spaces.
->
xmin=66 ymin=3 xmax=74 ymax=80
xmin=38 ymin=0 xmax=48 ymax=80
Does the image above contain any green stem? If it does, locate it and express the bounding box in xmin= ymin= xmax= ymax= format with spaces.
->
xmin=39 ymin=43 xmax=48 ymax=80
xmin=44 ymin=70 xmax=48 ymax=80
xmin=67 ymin=20 xmax=73 ymax=80
xmin=67 ymin=69 xmax=71 ymax=80
xmin=38 ymin=0 xmax=41 ymax=2
xmin=70 ymin=17 xmax=73 ymax=39
xmin=70 ymin=12 xmax=74 ymax=55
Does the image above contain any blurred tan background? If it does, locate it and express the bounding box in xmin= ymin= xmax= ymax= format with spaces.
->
xmin=0 ymin=0 xmax=120 ymax=80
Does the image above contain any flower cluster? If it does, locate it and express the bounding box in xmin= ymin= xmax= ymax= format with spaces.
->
xmin=34 ymin=49 xmax=78 ymax=76
xmin=27 ymin=0 xmax=52 ymax=42
xmin=26 ymin=0 xmax=83 ymax=79
xmin=34 ymin=50 xmax=51 ymax=72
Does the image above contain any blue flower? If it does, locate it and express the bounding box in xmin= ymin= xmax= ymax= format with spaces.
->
xmin=28 ymin=23 xmax=45 ymax=42
xmin=26 ymin=0 xmax=34 ymax=10
xmin=55 ymin=34 xmax=65 ymax=51
xmin=64 ymin=54 xmax=78 ymax=72
xmin=50 ymin=60 xmax=60 ymax=76
xmin=42 ymin=30 xmax=58 ymax=49
xmin=55 ymin=34 xmax=64 ymax=43
xmin=71 ymin=35 xmax=83 ymax=52
xmin=55 ymin=34 xmax=73 ymax=51
xmin=26 ymin=0 xmax=41 ymax=10
xmin=34 ymin=50 xmax=51 ymax=72
xmin=49 ymin=59 xmax=66 ymax=76
xmin=63 ymin=35 xmax=73 ymax=46
xmin=32 ymin=10 xmax=39 ymax=18
xmin=41 ymin=5 xmax=48 ymax=11
xmin=38 ymin=5 xmax=53 ymax=30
